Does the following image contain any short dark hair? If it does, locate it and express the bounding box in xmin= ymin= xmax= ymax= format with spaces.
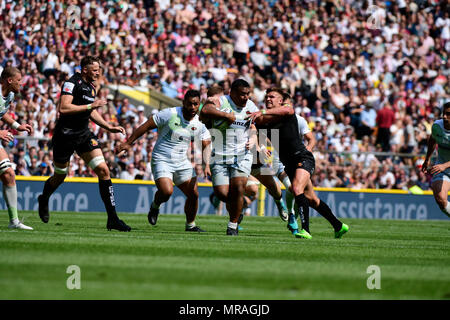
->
xmin=80 ymin=56 xmax=100 ymax=69
xmin=444 ymin=102 xmax=450 ymax=112
xmin=266 ymin=87 xmax=286 ymax=97
xmin=1 ymin=67 xmax=21 ymax=81
xmin=207 ymin=85 xmax=224 ymax=97
xmin=184 ymin=89 xmax=200 ymax=100
xmin=282 ymin=92 xmax=292 ymax=102
xmin=231 ymin=79 xmax=250 ymax=92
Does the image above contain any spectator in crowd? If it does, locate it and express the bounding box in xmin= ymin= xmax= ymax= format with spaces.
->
xmin=376 ymin=102 xmax=396 ymax=151
xmin=0 ymin=0 xmax=448 ymax=191
xmin=119 ymin=162 xmax=138 ymax=180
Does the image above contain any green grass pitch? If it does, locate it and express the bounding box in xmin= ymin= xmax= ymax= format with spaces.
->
xmin=0 ymin=211 xmax=449 ymax=300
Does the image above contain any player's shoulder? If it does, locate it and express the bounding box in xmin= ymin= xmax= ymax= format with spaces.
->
xmin=245 ymin=99 xmax=258 ymax=110
xmin=218 ymin=95 xmax=227 ymax=105
xmin=432 ymin=119 xmax=445 ymax=133
xmin=222 ymin=95 xmax=231 ymax=105
xmin=220 ymin=95 xmax=233 ymax=110
xmin=65 ymin=72 xmax=82 ymax=85
xmin=0 ymin=91 xmax=14 ymax=107
xmin=296 ymin=114 xmax=309 ymax=125
xmin=159 ymin=107 xmax=177 ymax=117
xmin=153 ymin=107 xmax=172 ymax=120
xmin=7 ymin=92 xmax=14 ymax=101
xmin=194 ymin=114 xmax=208 ymax=130
xmin=61 ymin=73 xmax=82 ymax=93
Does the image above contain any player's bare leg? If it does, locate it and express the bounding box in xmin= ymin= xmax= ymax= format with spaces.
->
xmin=38 ymin=160 xmax=68 ymax=223
xmin=431 ymin=180 xmax=450 ymax=218
xmin=291 ymin=168 xmax=312 ymax=239
xmin=149 ymin=177 xmax=174 ymax=225
xmin=211 ymin=184 xmax=228 ymax=215
xmin=0 ymin=149 xmax=32 ymax=230
xmin=225 ymin=177 xmax=248 ymax=235
xmin=81 ymin=149 xmax=130 ymax=231
xmin=178 ymin=177 xmax=205 ymax=232
xmin=254 ymin=173 xmax=288 ymax=221
xmin=238 ymin=180 xmax=258 ymax=229
xmin=304 ymin=179 xmax=348 ymax=237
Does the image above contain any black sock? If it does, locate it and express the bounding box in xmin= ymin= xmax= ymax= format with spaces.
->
xmin=317 ymin=200 xmax=342 ymax=232
xmin=41 ymin=177 xmax=60 ymax=201
xmin=99 ymin=179 xmax=118 ymax=220
xmin=295 ymin=194 xmax=310 ymax=233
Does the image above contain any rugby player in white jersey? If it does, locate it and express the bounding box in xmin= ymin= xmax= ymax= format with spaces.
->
xmin=200 ymin=79 xmax=259 ymax=235
xmin=422 ymin=102 xmax=450 ymax=218
xmin=203 ymin=85 xmax=289 ymax=226
xmin=116 ymin=90 xmax=211 ymax=231
xmin=0 ymin=67 xmax=33 ymax=230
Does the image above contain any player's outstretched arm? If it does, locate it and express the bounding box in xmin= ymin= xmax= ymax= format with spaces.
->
xmin=89 ymin=110 xmax=125 ymax=134
xmin=59 ymin=94 xmax=107 ymax=115
xmin=248 ymin=106 xmax=294 ymax=126
xmin=422 ymin=135 xmax=437 ymax=173
xmin=1 ymin=113 xmax=33 ymax=135
xmin=200 ymin=101 xmax=236 ymax=124
xmin=126 ymin=117 xmax=158 ymax=146
xmin=428 ymin=161 xmax=450 ymax=175
xmin=304 ymin=132 xmax=316 ymax=152
xmin=115 ymin=118 xmax=157 ymax=156
xmin=0 ymin=130 xmax=14 ymax=143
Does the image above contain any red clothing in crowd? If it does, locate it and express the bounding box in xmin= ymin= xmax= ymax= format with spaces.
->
xmin=376 ymin=105 xmax=395 ymax=129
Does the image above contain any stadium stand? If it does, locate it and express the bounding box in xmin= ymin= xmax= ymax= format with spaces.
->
xmin=0 ymin=0 xmax=448 ymax=190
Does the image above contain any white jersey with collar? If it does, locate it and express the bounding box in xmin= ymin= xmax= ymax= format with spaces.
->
xmin=151 ymin=106 xmax=211 ymax=165
xmin=0 ymin=87 xmax=14 ymax=118
xmin=210 ymin=95 xmax=259 ymax=164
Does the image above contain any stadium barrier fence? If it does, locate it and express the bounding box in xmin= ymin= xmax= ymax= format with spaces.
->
xmin=5 ymin=176 xmax=446 ymax=221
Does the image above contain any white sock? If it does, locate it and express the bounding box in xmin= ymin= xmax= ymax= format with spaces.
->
xmin=3 ymin=185 xmax=19 ymax=222
xmin=228 ymin=221 xmax=238 ymax=229
xmin=186 ymin=222 xmax=196 ymax=228
xmin=281 ymin=176 xmax=295 ymax=214
xmin=280 ymin=176 xmax=290 ymax=189
xmin=244 ymin=208 xmax=251 ymax=216
xmin=443 ymin=202 xmax=450 ymax=218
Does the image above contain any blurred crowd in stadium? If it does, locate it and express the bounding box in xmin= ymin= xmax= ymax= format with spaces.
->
xmin=0 ymin=0 xmax=449 ymax=192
